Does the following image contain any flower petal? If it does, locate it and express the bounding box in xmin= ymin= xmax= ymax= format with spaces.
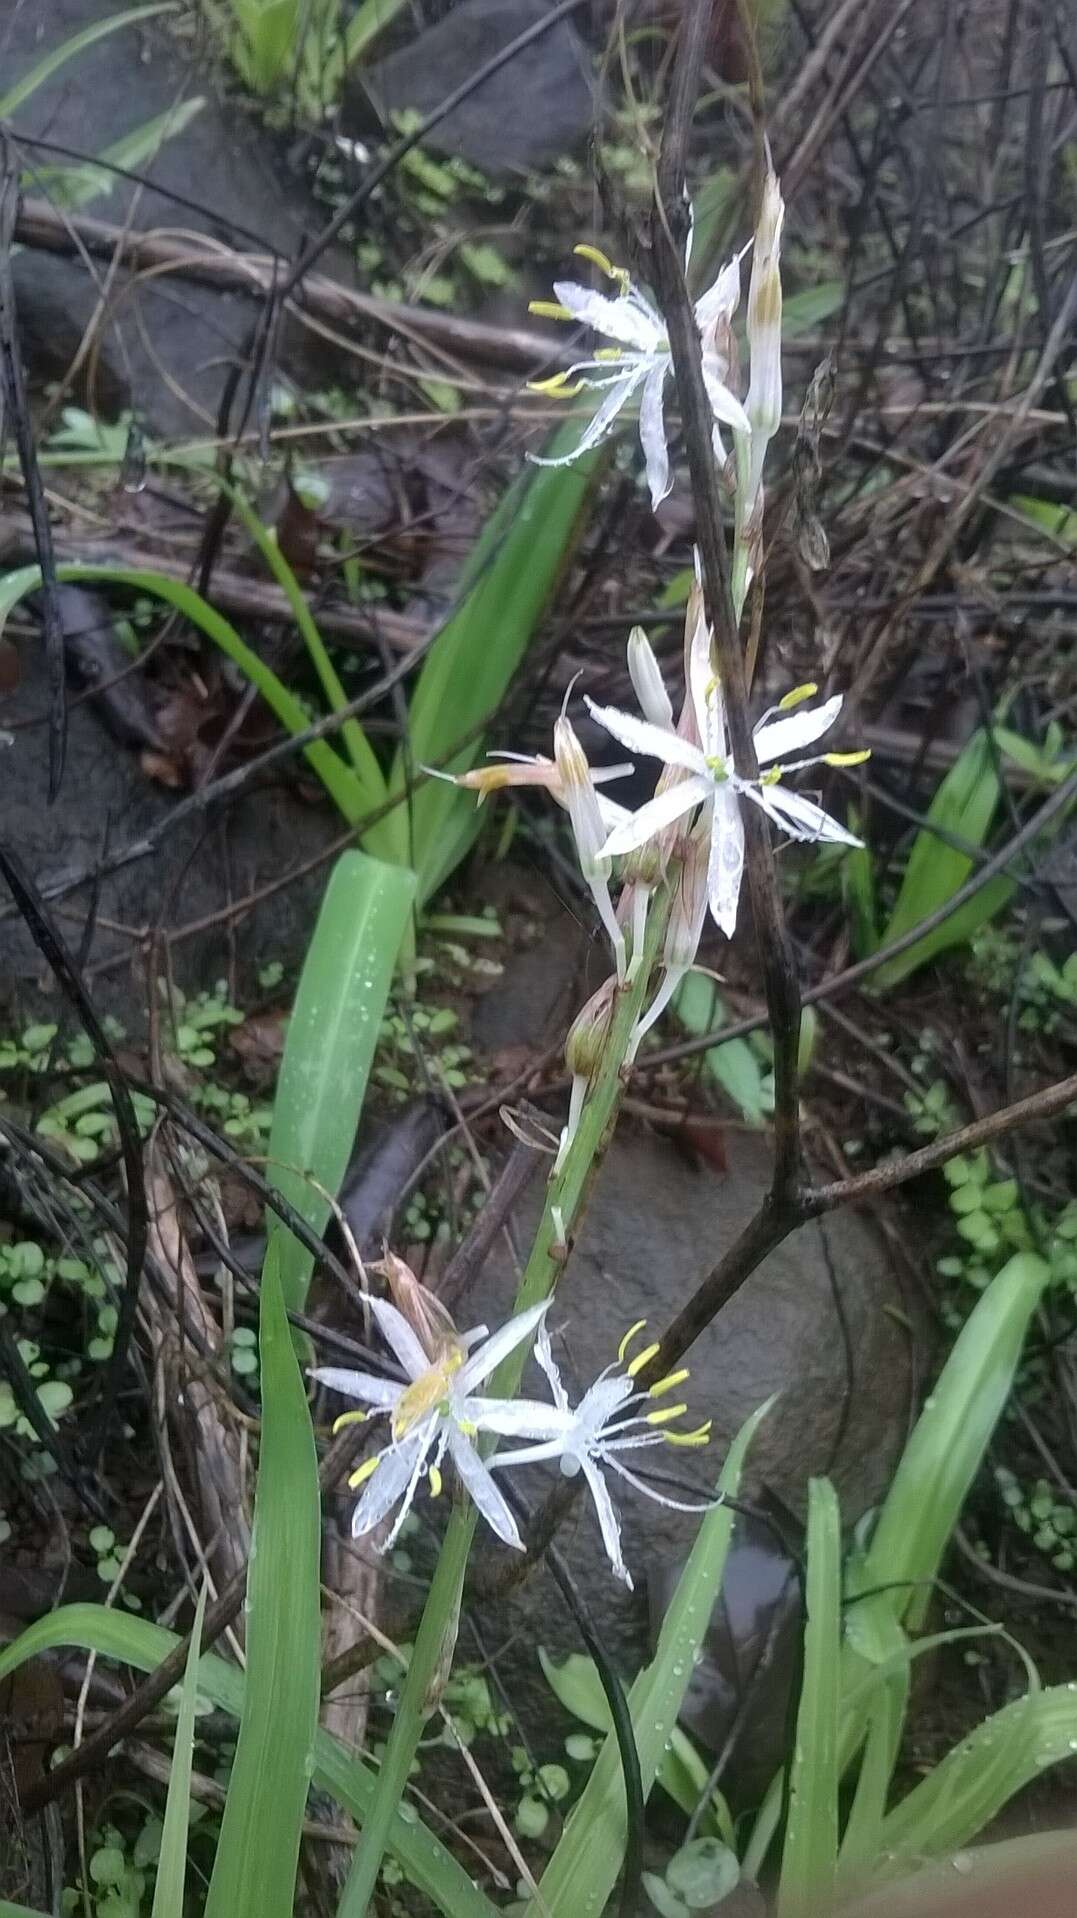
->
xmin=446 ymin=1426 xmax=524 ymax=1548
xmin=367 ymin=1297 xmax=429 ymax=1380
xmin=310 ymin=1367 xmax=401 ymax=1411
xmin=748 ymin=782 xmax=862 ymax=846
xmin=701 ymin=366 xmax=751 ymax=435
xmin=584 ymin=699 xmax=707 ymax=774
xmin=752 ymin=694 xmax=843 ymax=766
xmin=529 ymin=368 xmax=647 ymax=471
xmin=693 ymin=253 xmax=742 ymax=330
xmin=350 ymin=1430 xmax=429 ymax=1539
xmin=456 ymin=1300 xmax=549 ymax=1393
xmin=581 ymin=1457 xmax=633 ymax=1588
xmin=627 ymin=626 xmax=674 ymax=731
xmin=599 ymin=775 xmax=710 ymax=860
xmin=552 ymin=280 xmax=663 ymax=353
xmin=534 ymin=1321 xmax=569 ymax=1411
xmin=638 ymin=362 xmax=671 ymax=509
xmin=464 ymin=1396 xmax=575 ymax=1440
xmin=707 ymin=789 xmax=745 ymax=938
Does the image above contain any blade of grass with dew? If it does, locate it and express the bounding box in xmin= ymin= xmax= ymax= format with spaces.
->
xmin=0 ymin=563 xmax=366 ymax=824
xmin=151 ymin=1581 xmax=207 ymax=1918
xmin=43 ymin=99 xmax=205 ymax=211
xmin=365 ymin=432 xmax=601 ymax=902
xmin=872 ymin=731 xmax=1012 ymax=989
xmin=266 ymin=850 xmax=416 ymax=1314
xmin=776 ymin=1479 xmax=841 ymax=1918
xmin=0 ymin=4 xmax=175 ymax=116
xmin=536 ymin=1399 xmax=774 ymax=1918
xmin=0 ymin=1608 xmax=495 ymax=1918
xmin=202 ymin=1243 xmax=320 ymax=1918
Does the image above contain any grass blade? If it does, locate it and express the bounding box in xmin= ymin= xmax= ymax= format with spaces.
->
xmin=202 ymin=1243 xmax=320 ymax=1918
xmin=44 ymin=99 xmax=205 ymax=211
xmin=0 ymin=1607 xmax=495 ymax=1918
xmin=777 ymin=1479 xmax=842 ymax=1918
xmin=0 ymin=562 xmax=366 ymax=823
xmin=151 ymin=1581 xmax=208 ymax=1918
xmin=536 ymin=1399 xmax=774 ymax=1918
xmin=266 ymin=849 xmax=416 ymax=1313
xmin=0 ymin=5 xmax=174 ymax=116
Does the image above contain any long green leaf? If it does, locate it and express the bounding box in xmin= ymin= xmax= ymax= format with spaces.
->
xmin=0 ymin=563 xmax=366 ymax=824
xmin=366 ymin=431 xmax=600 ymax=901
xmin=0 ymin=1607 xmax=495 ymax=1918
xmin=0 ymin=1903 xmax=52 ymax=1917
xmin=266 ymin=849 xmax=415 ymax=1313
xmin=536 ymin=1399 xmax=774 ymax=1918
xmin=43 ymin=99 xmax=205 ymax=211
xmin=873 ymin=732 xmax=1012 ymax=989
xmin=777 ymin=1479 xmax=841 ymax=1918
xmin=0 ymin=4 xmax=174 ymax=116
xmin=344 ymin=0 xmax=412 ymax=64
xmin=151 ymin=1582 xmax=207 ymax=1918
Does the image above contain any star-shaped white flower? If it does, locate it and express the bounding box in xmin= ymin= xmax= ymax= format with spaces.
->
xmin=485 ymin=1321 xmax=714 ymax=1589
xmin=312 ymin=1298 xmax=549 ymax=1552
xmin=585 ymin=609 xmax=866 ymax=938
xmin=528 ymin=244 xmax=749 ymax=510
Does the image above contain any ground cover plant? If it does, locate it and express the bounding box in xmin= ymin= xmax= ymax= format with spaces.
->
xmin=0 ymin=1 xmax=1076 ymax=1915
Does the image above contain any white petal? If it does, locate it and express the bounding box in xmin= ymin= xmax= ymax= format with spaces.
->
xmin=446 ymin=1426 xmax=524 ymax=1548
xmin=627 ymin=626 xmax=673 ymax=730
xmin=350 ymin=1430 xmax=429 ymax=1539
xmin=367 ymin=1297 xmax=429 ymax=1380
xmin=694 ymin=253 xmax=742 ymax=329
xmin=491 ymin=1434 xmax=580 ymax=1468
xmin=749 ymin=782 xmax=862 ymax=846
xmin=310 ymin=1367 xmax=402 ymax=1411
xmin=552 ymin=280 xmax=663 ymax=353
xmin=464 ymin=1397 xmax=575 ymax=1440
xmin=752 ymin=694 xmax=843 ymax=766
xmin=701 ymin=366 xmax=751 ymax=435
xmin=686 ymin=602 xmax=725 ymax=763
xmin=584 ymin=699 xmax=707 ymax=773
xmin=638 ymin=363 xmax=671 ymax=508
xmin=457 ymin=1300 xmax=549 ymax=1393
xmin=707 ymin=789 xmax=745 ymax=937
xmin=596 ymin=793 xmax=634 ymax=833
xmin=581 ymin=1458 xmax=633 ymax=1588
xmin=530 ymin=368 xmax=648 ymax=471
xmin=600 ymin=775 xmax=711 ymax=859
xmin=534 ymin=1321 xmax=569 ymax=1411
xmin=606 ymin=1454 xmax=718 ymax=1513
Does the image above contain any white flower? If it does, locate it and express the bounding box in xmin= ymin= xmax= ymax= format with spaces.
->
xmin=312 ymin=1298 xmax=549 ymax=1552
xmin=585 ymin=594 xmax=866 ymax=938
xmin=527 ymin=243 xmax=749 ymax=510
xmin=485 ymin=1321 xmax=714 ymax=1589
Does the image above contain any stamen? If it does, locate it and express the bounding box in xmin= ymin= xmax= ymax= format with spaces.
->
xmin=459 ymin=1419 xmax=478 ymax=1438
xmin=824 ymin=749 xmax=872 ymax=767
xmin=529 ymin=299 xmax=573 ymax=321
xmin=761 ymin=766 xmax=784 ymax=786
xmin=573 ymin=243 xmax=630 ymax=290
xmin=429 ymin=1465 xmax=443 ymax=1498
xmin=618 ymin=1319 xmax=648 ymax=1363
xmin=778 ymin=682 xmax=818 ymax=710
xmin=527 ymin=374 xmax=584 ymax=397
xmin=664 ymin=1420 xmax=712 ymax=1448
xmin=348 ymin=1454 xmax=381 ymax=1489
xmin=331 ymin=1408 xmax=372 ymax=1435
xmin=593 ymin=346 xmax=624 ymax=362
xmin=626 ymin=1341 xmax=661 ymax=1378
xmin=645 ymin=1402 xmax=689 ymax=1425
xmin=647 ymin=1368 xmax=690 ymax=1399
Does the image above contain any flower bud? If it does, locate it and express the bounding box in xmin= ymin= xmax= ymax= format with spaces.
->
xmin=565 ymin=976 xmax=617 ymax=1079
xmin=744 ymin=166 xmax=784 ymax=508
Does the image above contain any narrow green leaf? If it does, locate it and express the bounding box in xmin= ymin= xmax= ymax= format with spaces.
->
xmin=266 ymin=850 xmax=416 ymax=1312
xmin=0 ymin=1902 xmax=53 ymax=1918
xmin=203 ymin=1245 xmax=320 ymax=1918
xmin=0 ymin=1607 xmax=495 ymax=1918
xmin=783 ymin=284 xmax=844 ymax=334
xmin=537 ymin=1399 xmax=774 ymax=1917
xmin=44 ymin=99 xmax=205 ymax=211
xmin=152 ymin=1581 xmax=208 ymax=1918
xmin=344 ymin=0 xmax=412 ymax=64
xmin=777 ymin=1479 xmax=841 ymax=1918
xmin=674 ymin=974 xmax=767 ymax=1125
xmin=873 ymin=731 xmax=1011 ymax=989
xmin=0 ymin=562 xmax=366 ymax=824
xmin=0 ymin=5 xmax=174 ymax=116
xmin=230 ymin=0 xmax=299 ymax=91
xmin=1009 ymin=494 xmax=1077 ymax=547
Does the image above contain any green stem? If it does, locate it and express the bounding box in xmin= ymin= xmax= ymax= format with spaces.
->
xmin=337 ymin=890 xmax=671 ymax=1914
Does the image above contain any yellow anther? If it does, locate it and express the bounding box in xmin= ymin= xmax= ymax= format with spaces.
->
xmin=645 ymin=1402 xmax=689 ymax=1425
xmin=593 ymin=346 xmax=624 ymax=361
xmin=529 ymin=299 xmax=574 ymax=321
xmin=618 ymin=1319 xmax=648 ymax=1363
xmin=459 ymin=1419 xmax=478 ymax=1438
xmin=823 ymin=749 xmax=872 ymax=767
xmin=627 ymin=1341 xmax=661 ymax=1379
xmin=527 ymin=372 xmax=583 ymax=397
xmin=761 ymin=766 xmax=784 ymax=786
xmin=348 ymin=1454 xmax=381 ymax=1489
xmin=664 ymin=1420 xmax=712 ymax=1448
xmin=647 ymin=1368 xmax=690 ymax=1400
xmin=429 ymin=1466 xmax=443 ymax=1498
xmin=331 ymin=1408 xmax=371 ymax=1435
xmin=778 ymin=682 xmax=818 ymax=711
xmin=573 ymin=243 xmax=630 ymax=289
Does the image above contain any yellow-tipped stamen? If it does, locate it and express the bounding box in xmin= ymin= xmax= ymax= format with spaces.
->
xmin=778 ymin=682 xmax=819 ymax=710
xmin=429 ymin=1466 xmax=443 ymax=1498
xmin=617 ymin=1319 xmax=648 ymax=1363
xmin=331 ymin=1408 xmax=372 ymax=1435
xmin=647 ymin=1368 xmax=690 ymax=1399
xmin=593 ymin=346 xmax=624 ymax=362
xmin=348 ymin=1454 xmax=381 ymax=1489
xmin=459 ymin=1418 xmax=478 ymax=1438
xmin=824 ymin=749 xmax=872 ymax=767
xmin=664 ymin=1420 xmax=712 ymax=1448
xmin=573 ymin=243 xmax=630 ymax=291
xmin=626 ymin=1341 xmax=661 ymax=1379
xmin=761 ymin=766 xmax=784 ymax=786
xmin=645 ymin=1402 xmax=689 ymax=1425
xmin=527 ymin=373 xmax=584 ymax=397
xmin=529 ymin=299 xmax=573 ymax=321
